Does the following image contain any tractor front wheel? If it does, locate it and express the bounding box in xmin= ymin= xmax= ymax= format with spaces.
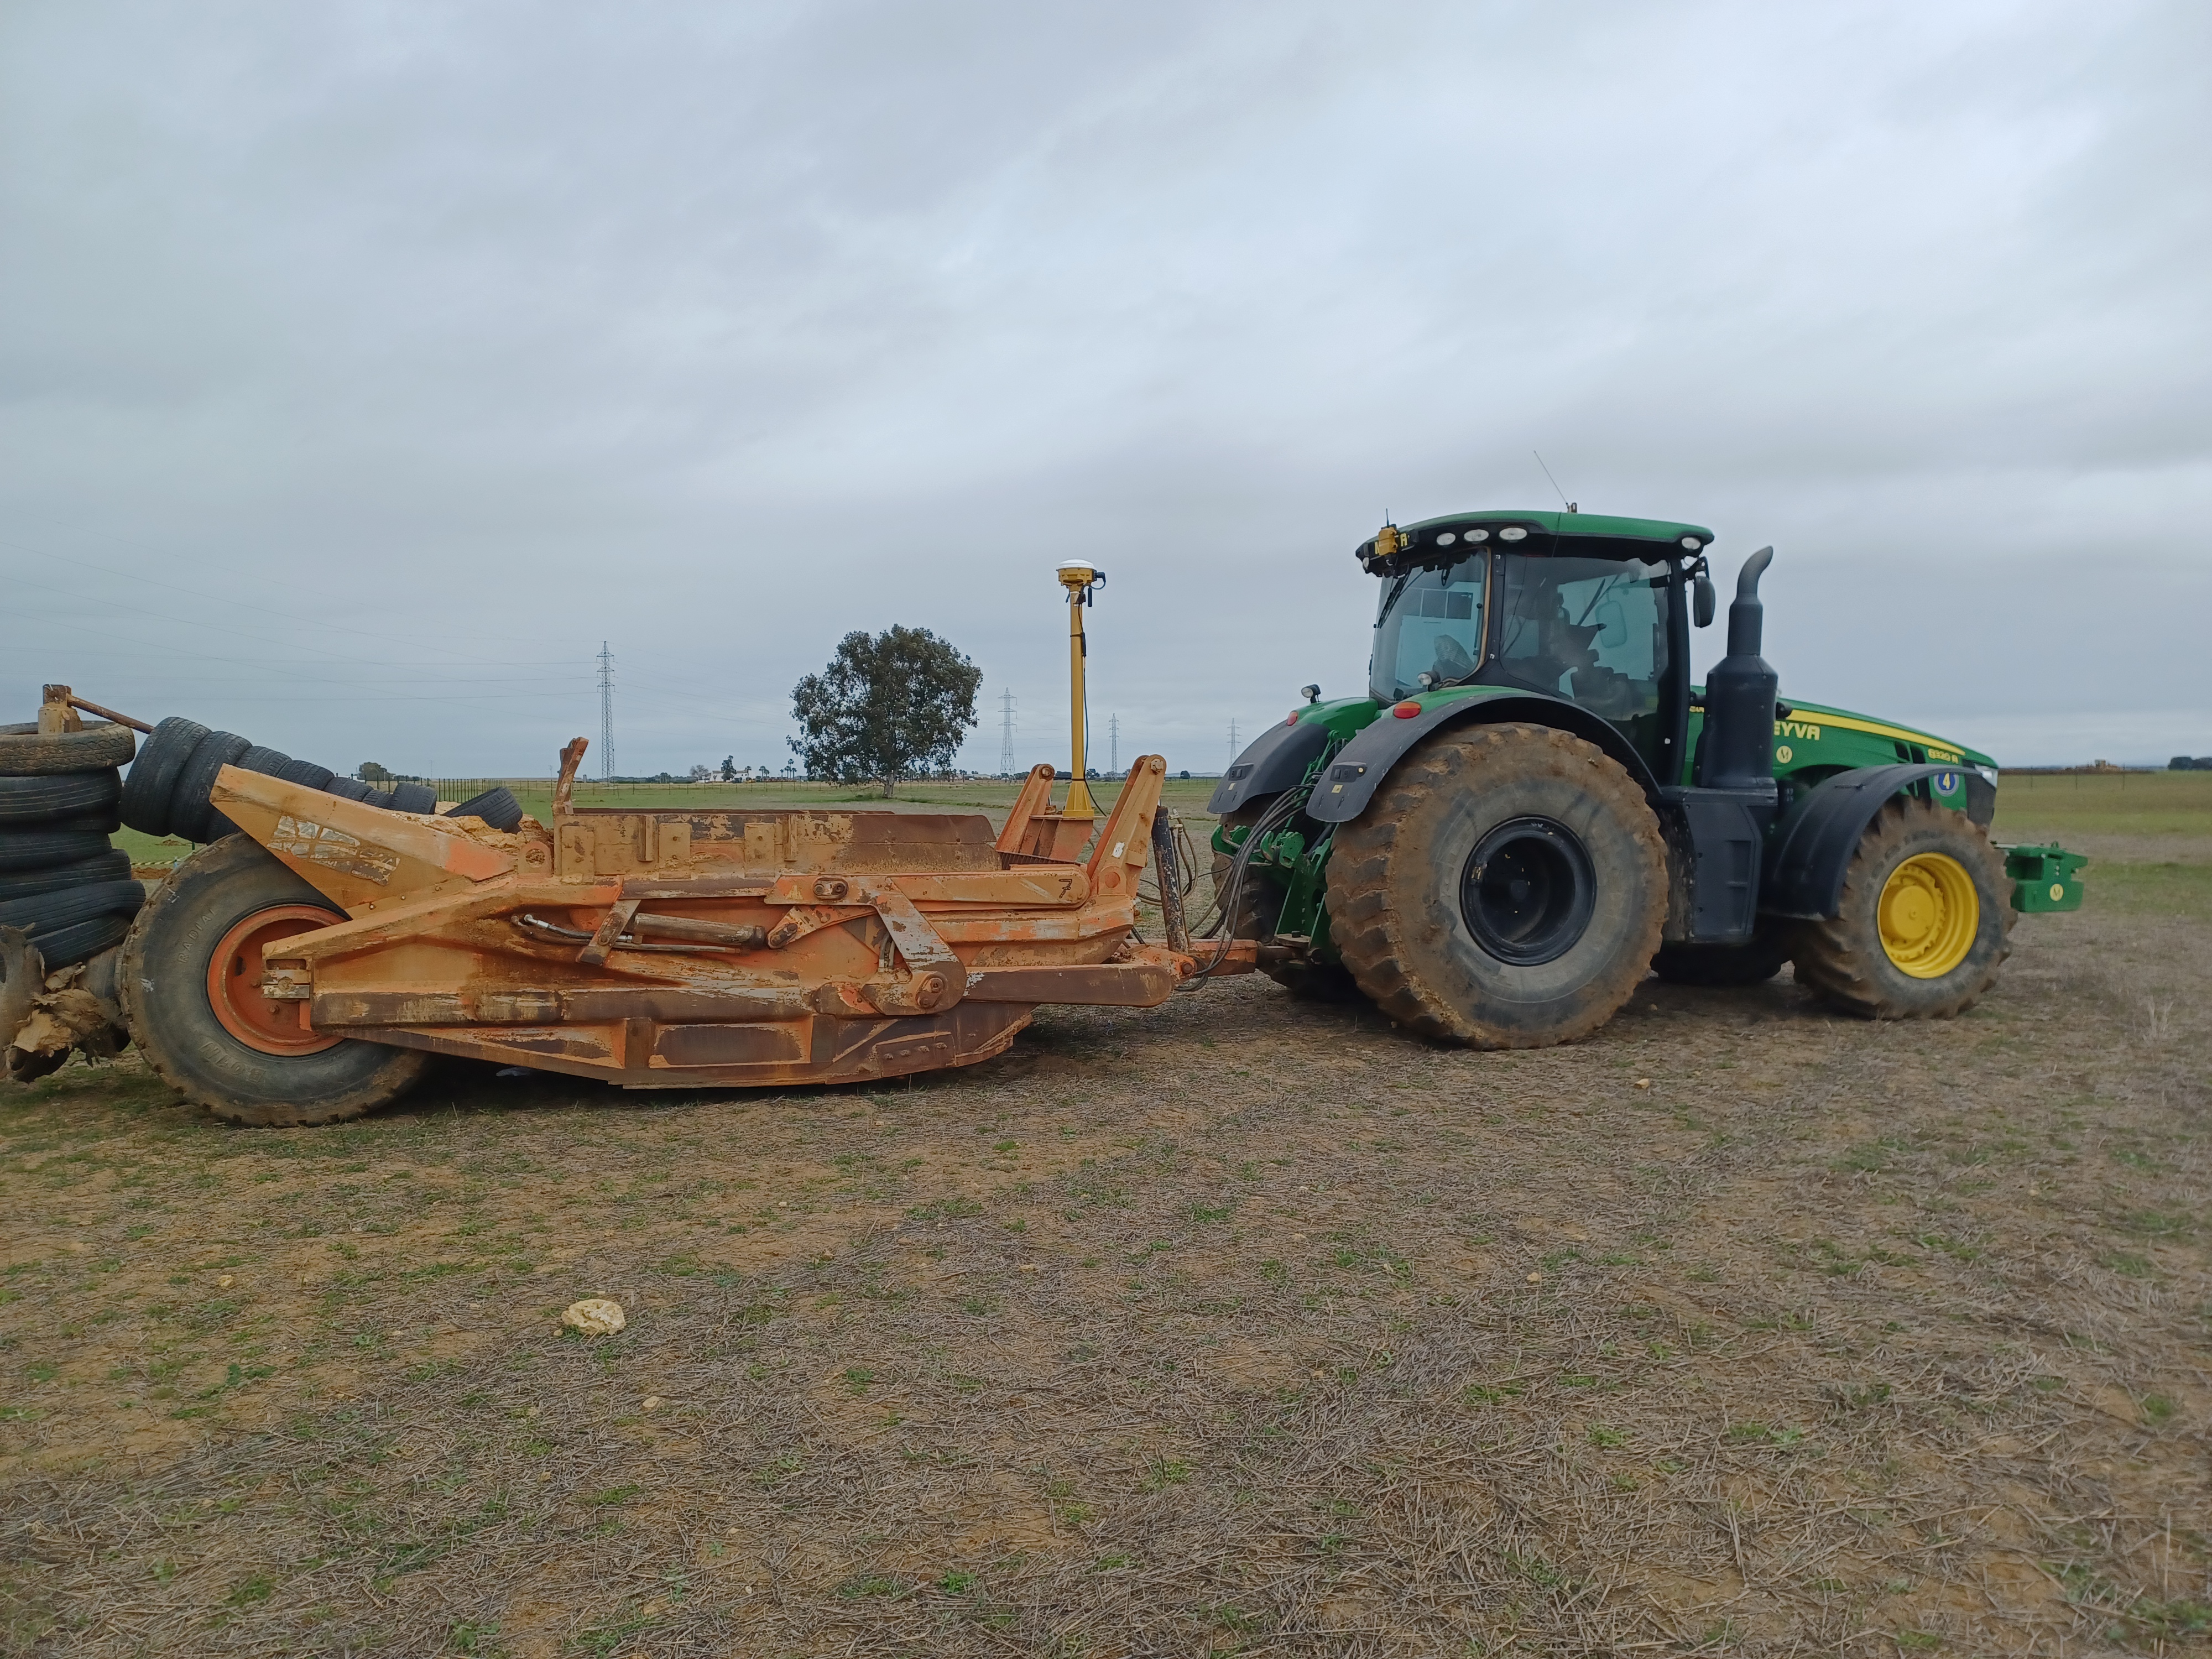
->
xmin=120 ymin=836 xmax=432 ymax=1125
xmin=1331 ymin=723 xmax=1667 ymax=1047
xmin=1788 ymin=797 xmax=2012 ymax=1019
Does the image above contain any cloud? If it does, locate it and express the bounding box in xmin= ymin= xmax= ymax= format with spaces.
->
xmin=3 ymin=0 xmax=2205 ymax=774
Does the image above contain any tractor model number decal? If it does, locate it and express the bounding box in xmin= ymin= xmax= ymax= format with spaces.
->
xmin=1934 ymin=771 xmax=1959 ymax=793
xmin=270 ymin=814 xmax=400 ymax=886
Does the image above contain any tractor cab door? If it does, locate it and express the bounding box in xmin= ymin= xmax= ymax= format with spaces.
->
xmin=1481 ymin=552 xmax=1678 ymax=775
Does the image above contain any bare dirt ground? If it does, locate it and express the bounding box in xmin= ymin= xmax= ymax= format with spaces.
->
xmin=4 ymin=812 xmax=2207 ymax=1656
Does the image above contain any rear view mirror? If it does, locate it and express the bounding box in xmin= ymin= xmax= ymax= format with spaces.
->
xmin=1693 ymin=572 xmax=1716 ymax=628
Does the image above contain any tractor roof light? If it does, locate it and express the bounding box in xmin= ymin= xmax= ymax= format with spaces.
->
xmin=1679 ymin=535 xmax=1702 ymax=550
xmin=1498 ymin=526 xmax=1528 ymax=541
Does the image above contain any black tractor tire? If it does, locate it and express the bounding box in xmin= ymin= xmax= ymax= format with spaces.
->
xmin=0 ymin=848 xmax=133 ymax=902
xmin=168 ymin=732 xmax=252 ymax=843
xmin=322 ymin=776 xmax=374 ymax=804
xmin=119 ymin=717 xmax=208 ymax=837
xmin=0 ymin=721 xmax=136 ymax=775
xmin=0 ymin=769 xmax=121 ymax=825
xmin=1208 ymin=802 xmax=1358 ymax=1001
xmin=1788 ymin=797 xmax=2013 ymax=1019
xmin=1652 ymin=924 xmax=1793 ymax=988
xmin=0 ymin=818 xmax=118 ymax=874
xmin=388 ymin=782 xmax=437 ymax=815
xmin=445 ymin=787 xmax=524 ymax=832
xmin=1331 ymin=723 xmax=1668 ymax=1048
xmin=278 ymin=757 xmax=336 ymax=792
xmin=0 ymin=878 xmax=145 ymax=937
xmin=33 ymin=911 xmax=134 ymax=971
xmin=236 ymin=744 xmax=292 ymax=779
xmin=119 ymin=836 xmax=431 ymax=1126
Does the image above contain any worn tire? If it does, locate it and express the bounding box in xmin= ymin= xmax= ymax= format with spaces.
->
xmin=388 ymin=782 xmax=437 ymax=815
xmin=1332 ymin=723 xmax=1667 ymax=1047
xmin=445 ymin=787 xmax=524 ymax=832
xmin=0 ymin=818 xmax=118 ymax=874
xmin=33 ymin=911 xmax=134 ymax=971
xmin=1652 ymin=924 xmax=1793 ymax=987
xmin=169 ymin=732 xmax=252 ymax=843
xmin=0 ymin=878 xmax=145 ymax=937
xmin=278 ymin=758 xmax=336 ymax=792
xmin=0 ymin=848 xmax=133 ymax=902
xmin=119 ymin=717 xmax=208 ymax=837
xmin=0 ymin=721 xmax=136 ymax=775
xmin=322 ymin=776 xmax=374 ymax=804
xmin=1788 ymin=797 xmax=2013 ymax=1019
xmin=1209 ymin=802 xmax=1359 ymax=1000
xmin=0 ymin=770 xmax=121 ymax=825
xmin=119 ymin=836 xmax=431 ymax=1125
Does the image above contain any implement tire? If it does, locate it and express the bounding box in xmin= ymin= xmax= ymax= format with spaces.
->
xmin=1332 ymin=723 xmax=1666 ymax=1048
xmin=119 ymin=717 xmax=207 ymax=837
xmin=0 ymin=770 xmax=121 ymax=825
xmin=1789 ymin=796 xmax=2012 ymax=1019
xmin=0 ymin=818 xmax=117 ymax=874
xmin=0 ymin=721 xmax=136 ymax=775
xmin=169 ymin=732 xmax=251 ymax=843
xmin=120 ymin=837 xmax=431 ymax=1125
xmin=0 ymin=848 xmax=132 ymax=902
xmin=1652 ymin=924 xmax=1792 ymax=987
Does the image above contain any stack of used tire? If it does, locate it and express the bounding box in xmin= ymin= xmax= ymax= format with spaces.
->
xmin=0 ymin=721 xmax=148 ymax=970
xmin=118 ymin=717 xmax=525 ymax=842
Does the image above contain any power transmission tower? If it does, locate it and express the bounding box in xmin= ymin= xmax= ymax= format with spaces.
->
xmin=1108 ymin=712 xmax=1120 ymax=775
xmin=1227 ymin=717 xmax=1239 ymax=768
xmin=998 ymin=690 xmax=1018 ymax=778
xmin=596 ymin=642 xmax=615 ymax=781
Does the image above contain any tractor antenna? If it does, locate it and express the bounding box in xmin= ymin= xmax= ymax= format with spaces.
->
xmin=1533 ymin=451 xmax=1577 ymax=513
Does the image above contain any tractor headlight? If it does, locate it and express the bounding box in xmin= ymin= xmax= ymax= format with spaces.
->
xmin=1974 ymin=764 xmax=1999 ymax=786
xmin=1498 ymin=526 xmax=1527 ymax=541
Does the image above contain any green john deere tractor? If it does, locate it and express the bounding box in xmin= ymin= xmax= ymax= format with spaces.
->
xmin=1207 ymin=509 xmax=2085 ymax=1046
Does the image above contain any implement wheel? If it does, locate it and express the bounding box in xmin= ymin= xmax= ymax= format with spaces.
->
xmin=1790 ymin=796 xmax=2012 ymax=1019
xmin=1332 ymin=723 xmax=1666 ymax=1047
xmin=120 ymin=837 xmax=431 ymax=1125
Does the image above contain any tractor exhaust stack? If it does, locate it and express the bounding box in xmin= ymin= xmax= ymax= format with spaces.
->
xmin=1696 ymin=546 xmax=1778 ymax=795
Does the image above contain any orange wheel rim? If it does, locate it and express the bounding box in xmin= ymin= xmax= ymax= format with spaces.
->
xmin=206 ymin=904 xmax=343 ymax=1055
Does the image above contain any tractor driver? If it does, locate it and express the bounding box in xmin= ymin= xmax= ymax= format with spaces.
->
xmin=1493 ymin=578 xmax=1643 ymax=718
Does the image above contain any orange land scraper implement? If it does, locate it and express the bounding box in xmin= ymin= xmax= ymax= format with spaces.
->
xmin=120 ymin=742 xmax=1197 ymax=1125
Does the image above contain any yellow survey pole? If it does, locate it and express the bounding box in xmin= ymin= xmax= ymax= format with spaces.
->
xmin=1056 ymin=561 xmax=1105 ymax=817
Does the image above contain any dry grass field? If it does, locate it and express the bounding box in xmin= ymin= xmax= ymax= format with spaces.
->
xmin=8 ymin=775 xmax=2208 ymax=1656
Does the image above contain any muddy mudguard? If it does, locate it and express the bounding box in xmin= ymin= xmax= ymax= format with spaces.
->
xmin=1305 ymin=690 xmax=1658 ymax=825
xmin=1762 ymin=763 xmax=1959 ymax=920
xmin=1208 ymin=718 xmax=1332 ymax=815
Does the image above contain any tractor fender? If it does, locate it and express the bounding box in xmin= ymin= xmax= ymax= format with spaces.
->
xmin=1305 ymin=691 xmax=1660 ymax=825
xmin=1207 ymin=717 xmax=1332 ymax=815
xmin=1762 ymin=763 xmax=1960 ymax=919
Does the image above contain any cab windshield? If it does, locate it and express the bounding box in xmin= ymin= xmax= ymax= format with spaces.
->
xmin=1369 ymin=556 xmax=1486 ymax=702
xmin=1491 ymin=555 xmax=1673 ymax=720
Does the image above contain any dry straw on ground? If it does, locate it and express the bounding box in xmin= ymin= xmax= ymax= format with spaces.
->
xmin=2 ymin=827 xmax=2206 ymax=1656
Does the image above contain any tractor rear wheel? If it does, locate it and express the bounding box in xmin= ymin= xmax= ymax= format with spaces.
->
xmin=1211 ymin=804 xmax=1357 ymax=1001
xmin=1332 ymin=723 xmax=1667 ymax=1047
xmin=120 ymin=836 xmax=431 ymax=1125
xmin=1788 ymin=796 xmax=2012 ymax=1019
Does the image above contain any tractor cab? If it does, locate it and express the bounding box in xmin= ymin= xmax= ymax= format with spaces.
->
xmin=1363 ymin=510 xmax=1713 ymax=779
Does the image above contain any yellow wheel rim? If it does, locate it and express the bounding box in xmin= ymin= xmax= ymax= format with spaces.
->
xmin=1878 ymin=852 xmax=1978 ymax=979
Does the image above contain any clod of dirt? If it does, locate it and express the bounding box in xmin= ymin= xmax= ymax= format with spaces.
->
xmin=560 ymin=1297 xmax=625 ymax=1336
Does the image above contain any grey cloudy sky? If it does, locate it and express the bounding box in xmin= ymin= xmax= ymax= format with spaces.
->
xmin=4 ymin=0 xmax=2207 ymax=777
